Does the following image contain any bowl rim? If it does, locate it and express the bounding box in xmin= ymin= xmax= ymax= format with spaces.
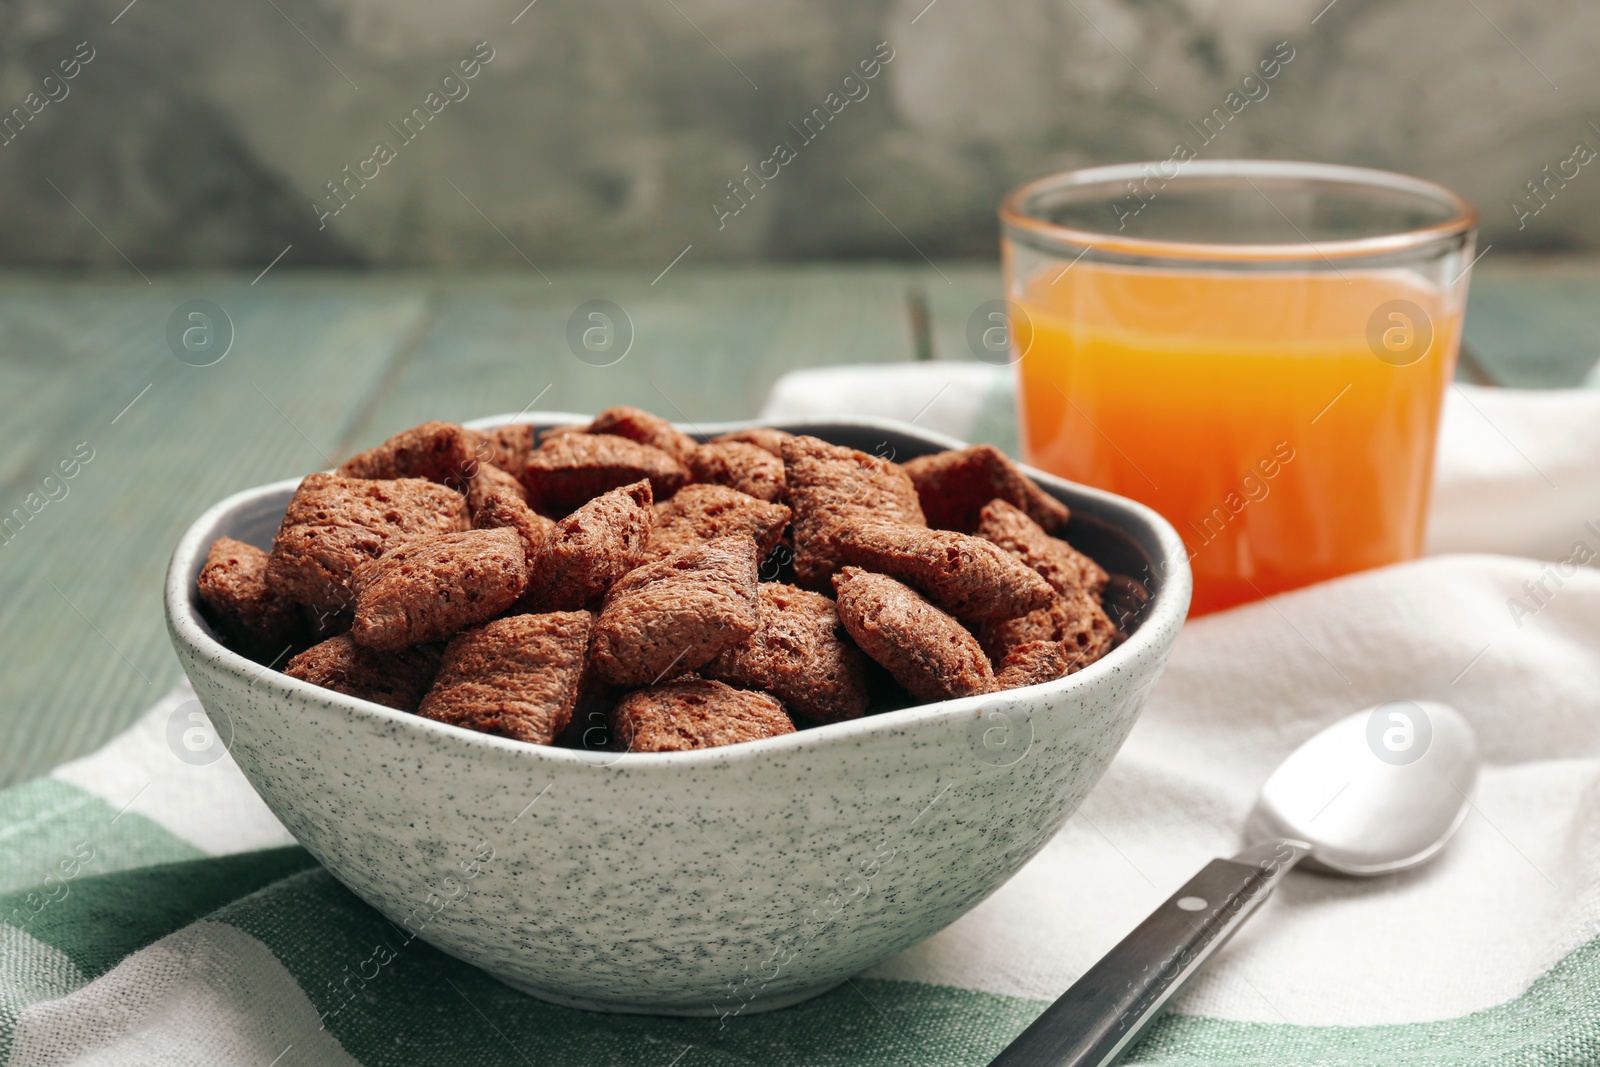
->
xmin=165 ymin=413 xmax=1191 ymax=768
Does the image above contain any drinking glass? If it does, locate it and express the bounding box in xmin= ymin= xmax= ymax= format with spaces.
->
xmin=1000 ymin=161 xmax=1478 ymax=615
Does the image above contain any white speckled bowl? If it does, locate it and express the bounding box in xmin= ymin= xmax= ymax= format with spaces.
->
xmin=165 ymin=414 xmax=1190 ymax=1016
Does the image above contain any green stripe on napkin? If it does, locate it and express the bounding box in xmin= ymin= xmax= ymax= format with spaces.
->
xmin=0 ymin=847 xmax=317 ymax=979
xmin=8 ymin=839 xmax=1590 ymax=1066
xmin=0 ymin=779 xmax=202 ymax=896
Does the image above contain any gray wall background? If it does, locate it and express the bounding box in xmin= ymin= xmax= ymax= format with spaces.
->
xmin=1 ymin=0 xmax=1595 ymax=270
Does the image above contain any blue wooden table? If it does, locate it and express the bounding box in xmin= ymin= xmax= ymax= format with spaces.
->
xmin=1 ymin=257 xmax=1596 ymax=786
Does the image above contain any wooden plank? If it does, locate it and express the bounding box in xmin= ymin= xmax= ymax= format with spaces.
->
xmin=916 ymin=263 xmax=1006 ymax=365
xmin=0 ymin=276 xmax=430 ymax=785
xmin=343 ymin=265 xmax=919 ymax=448
xmin=1462 ymin=256 xmax=1600 ymax=387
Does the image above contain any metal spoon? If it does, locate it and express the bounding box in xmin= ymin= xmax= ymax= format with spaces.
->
xmin=988 ymin=699 xmax=1480 ymax=1067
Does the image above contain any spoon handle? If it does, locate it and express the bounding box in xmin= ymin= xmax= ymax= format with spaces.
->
xmin=986 ymin=839 xmax=1308 ymax=1067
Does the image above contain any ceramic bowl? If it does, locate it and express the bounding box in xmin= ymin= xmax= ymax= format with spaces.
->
xmin=165 ymin=414 xmax=1191 ymax=1016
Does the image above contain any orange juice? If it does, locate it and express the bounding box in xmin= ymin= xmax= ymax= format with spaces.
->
xmin=1014 ymin=264 xmax=1461 ymax=615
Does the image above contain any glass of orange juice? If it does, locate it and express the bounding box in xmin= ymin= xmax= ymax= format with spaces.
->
xmin=999 ymin=161 xmax=1478 ymax=616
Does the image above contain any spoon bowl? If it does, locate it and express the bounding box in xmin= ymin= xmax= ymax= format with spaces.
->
xmin=1248 ymin=699 xmax=1479 ymax=875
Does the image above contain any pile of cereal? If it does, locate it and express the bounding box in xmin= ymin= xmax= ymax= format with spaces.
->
xmin=195 ymin=408 xmax=1119 ymax=753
